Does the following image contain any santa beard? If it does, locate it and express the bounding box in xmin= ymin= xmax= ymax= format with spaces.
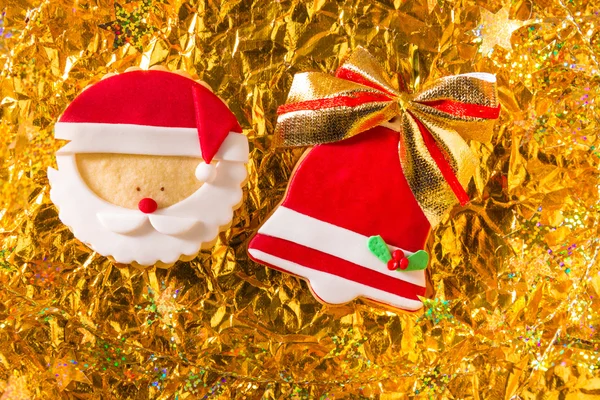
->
xmin=48 ymin=155 xmax=247 ymax=265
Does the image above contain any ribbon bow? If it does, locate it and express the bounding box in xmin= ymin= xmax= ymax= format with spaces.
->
xmin=274 ymin=47 xmax=500 ymax=226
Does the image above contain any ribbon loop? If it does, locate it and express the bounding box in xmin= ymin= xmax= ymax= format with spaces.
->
xmin=274 ymin=47 xmax=500 ymax=226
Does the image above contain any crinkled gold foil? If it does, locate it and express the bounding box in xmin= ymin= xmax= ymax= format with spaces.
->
xmin=1 ymin=0 xmax=600 ymax=398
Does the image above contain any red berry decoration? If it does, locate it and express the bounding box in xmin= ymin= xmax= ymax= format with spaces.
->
xmin=392 ymin=249 xmax=404 ymax=260
xmin=399 ymin=257 xmax=409 ymax=270
xmin=387 ymin=259 xmax=399 ymax=270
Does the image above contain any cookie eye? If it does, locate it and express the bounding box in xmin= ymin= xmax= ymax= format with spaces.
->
xmin=136 ymin=187 xmax=141 ymax=191
xmin=160 ymin=187 xmax=165 ymax=191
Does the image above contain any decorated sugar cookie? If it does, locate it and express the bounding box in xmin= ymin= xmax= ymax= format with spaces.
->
xmin=248 ymin=48 xmax=500 ymax=311
xmin=49 ymin=69 xmax=248 ymax=266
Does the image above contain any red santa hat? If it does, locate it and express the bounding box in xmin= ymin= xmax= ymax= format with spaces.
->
xmin=55 ymin=70 xmax=248 ymax=182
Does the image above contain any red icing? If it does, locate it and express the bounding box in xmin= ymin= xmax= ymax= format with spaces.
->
xmin=59 ymin=70 xmax=242 ymax=162
xmin=387 ymin=259 xmax=398 ymax=271
xmin=138 ymin=198 xmax=158 ymax=214
xmin=192 ymin=85 xmax=242 ymax=163
xmin=280 ymin=126 xmax=430 ymax=252
xmin=250 ymin=234 xmax=425 ymax=302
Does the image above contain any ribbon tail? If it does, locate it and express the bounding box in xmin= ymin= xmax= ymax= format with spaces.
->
xmin=410 ymin=114 xmax=471 ymax=206
xmin=399 ymin=112 xmax=475 ymax=226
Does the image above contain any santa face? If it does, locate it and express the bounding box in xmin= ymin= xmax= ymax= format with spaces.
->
xmin=49 ymin=153 xmax=247 ymax=266
xmin=76 ymin=153 xmax=204 ymax=209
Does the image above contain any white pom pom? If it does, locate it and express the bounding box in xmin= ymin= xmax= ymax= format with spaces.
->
xmin=195 ymin=162 xmax=217 ymax=183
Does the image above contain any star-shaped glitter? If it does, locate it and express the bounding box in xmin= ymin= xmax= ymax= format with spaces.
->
xmin=418 ymin=298 xmax=455 ymax=325
xmin=99 ymin=0 xmax=157 ymax=51
xmin=475 ymin=5 xmax=530 ymax=54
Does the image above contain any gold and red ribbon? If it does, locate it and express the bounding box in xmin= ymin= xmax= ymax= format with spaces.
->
xmin=274 ymin=47 xmax=500 ymax=226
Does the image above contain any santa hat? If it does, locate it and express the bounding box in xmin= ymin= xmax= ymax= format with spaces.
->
xmin=247 ymin=125 xmax=430 ymax=311
xmin=55 ymin=70 xmax=248 ymax=182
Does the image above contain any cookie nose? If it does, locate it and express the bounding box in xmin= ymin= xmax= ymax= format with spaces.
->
xmin=138 ymin=198 xmax=158 ymax=214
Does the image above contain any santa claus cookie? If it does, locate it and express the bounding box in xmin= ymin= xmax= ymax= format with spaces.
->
xmin=49 ymin=69 xmax=248 ymax=266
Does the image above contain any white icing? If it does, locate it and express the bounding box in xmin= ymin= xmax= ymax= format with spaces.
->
xmin=48 ymin=154 xmax=247 ymax=266
xmin=148 ymin=214 xmax=200 ymax=236
xmin=55 ymin=123 xmax=249 ymax=162
xmin=97 ymin=213 xmax=148 ymax=234
xmin=256 ymin=206 xmax=426 ymax=288
xmin=195 ymin=161 xmax=217 ymax=182
xmin=97 ymin=213 xmax=201 ymax=236
xmin=248 ymin=249 xmax=423 ymax=311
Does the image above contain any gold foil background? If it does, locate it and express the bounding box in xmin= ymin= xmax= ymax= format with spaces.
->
xmin=1 ymin=0 xmax=600 ymax=398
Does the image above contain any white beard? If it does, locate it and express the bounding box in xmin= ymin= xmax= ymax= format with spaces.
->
xmin=48 ymin=155 xmax=247 ymax=265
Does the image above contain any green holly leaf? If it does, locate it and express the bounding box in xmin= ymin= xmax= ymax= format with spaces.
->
xmin=404 ymin=250 xmax=429 ymax=271
xmin=367 ymin=235 xmax=392 ymax=263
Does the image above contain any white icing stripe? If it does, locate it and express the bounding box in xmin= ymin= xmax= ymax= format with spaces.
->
xmin=248 ymin=249 xmax=423 ymax=311
xmin=54 ymin=122 xmax=249 ymax=162
xmin=257 ymin=206 xmax=426 ymax=288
